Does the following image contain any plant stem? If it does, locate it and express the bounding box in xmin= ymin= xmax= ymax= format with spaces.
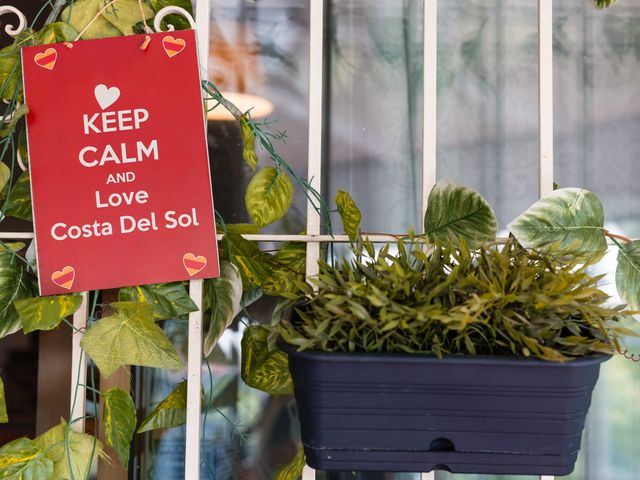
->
xmin=604 ymin=229 xmax=632 ymax=244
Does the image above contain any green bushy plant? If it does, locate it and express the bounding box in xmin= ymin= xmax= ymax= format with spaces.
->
xmin=277 ymin=238 xmax=632 ymax=362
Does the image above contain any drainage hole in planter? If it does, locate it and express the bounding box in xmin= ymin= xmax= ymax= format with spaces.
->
xmin=429 ymin=437 xmax=455 ymax=452
xmin=434 ymin=464 xmax=452 ymax=473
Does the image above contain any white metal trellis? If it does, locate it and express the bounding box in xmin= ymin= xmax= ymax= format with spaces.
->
xmin=0 ymin=0 xmax=558 ymax=478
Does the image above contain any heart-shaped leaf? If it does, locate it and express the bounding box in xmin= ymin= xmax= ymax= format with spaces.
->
xmin=204 ymin=261 xmax=242 ymax=357
xmin=0 ymin=438 xmax=53 ymax=479
xmin=14 ymin=295 xmax=83 ymax=334
xmin=37 ymin=22 xmax=78 ymax=45
xmin=245 ymin=167 xmax=294 ymax=228
xmin=0 ymin=243 xmax=37 ymax=339
xmin=275 ymin=447 xmax=305 ymax=480
xmin=137 ymin=381 xmax=187 ymax=433
xmin=81 ymin=302 xmax=183 ymax=378
xmin=507 ymin=188 xmax=606 ymax=257
xmin=118 ymin=282 xmax=197 ymax=320
xmin=0 ymin=163 xmax=10 ymax=199
xmin=61 ymin=0 xmax=121 ymax=40
xmin=103 ymin=388 xmax=136 ymax=466
xmin=241 ymin=325 xmax=293 ymax=396
xmin=336 ymin=190 xmax=362 ymax=243
xmin=616 ymin=240 xmax=640 ymax=310
xmin=424 ymin=179 xmax=497 ymax=248
xmin=4 ymin=172 xmax=32 ymax=221
xmin=0 ymin=376 xmax=7 ymax=423
xmin=34 ymin=420 xmax=105 ymax=480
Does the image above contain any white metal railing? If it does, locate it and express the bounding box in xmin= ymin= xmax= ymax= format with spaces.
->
xmin=0 ymin=0 xmax=559 ymax=479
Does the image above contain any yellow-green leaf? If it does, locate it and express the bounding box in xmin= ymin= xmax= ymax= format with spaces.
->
xmin=240 ymin=115 xmax=259 ymax=171
xmin=245 ymin=167 xmax=294 ymax=228
xmin=0 ymin=438 xmax=52 ymax=479
xmin=137 ymin=381 xmax=187 ymax=433
xmin=241 ymin=325 xmax=293 ymax=396
xmin=103 ymin=388 xmax=136 ymax=466
xmin=275 ymin=447 xmax=305 ymax=480
xmin=204 ymin=261 xmax=242 ymax=357
xmin=118 ymin=282 xmax=197 ymax=320
xmin=616 ymin=240 xmax=640 ymax=310
xmin=80 ymin=302 xmax=183 ymax=378
xmin=61 ymin=0 xmax=121 ymax=40
xmin=507 ymin=188 xmax=606 ymax=257
xmin=101 ymin=0 xmax=154 ymax=35
xmin=336 ymin=190 xmax=361 ymax=243
xmin=14 ymin=295 xmax=83 ymax=334
xmin=4 ymin=172 xmax=32 ymax=221
xmin=592 ymin=0 xmax=616 ymax=8
xmin=0 ymin=242 xmax=37 ymax=339
xmin=34 ymin=420 xmax=105 ymax=480
xmin=0 ymin=377 xmax=7 ymax=423
xmin=424 ymin=179 xmax=497 ymax=248
xmin=37 ymin=22 xmax=78 ymax=44
xmin=0 ymin=163 xmax=10 ymax=203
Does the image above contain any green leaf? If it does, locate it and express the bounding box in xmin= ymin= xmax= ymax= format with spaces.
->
xmin=217 ymin=223 xmax=260 ymax=235
xmin=147 ymin=0 xmax=194 ymax=31
xmin=245 ymin=167 xmax=294 ymax=228
xmin=81 ymin=302 xmax=182 ymax=378
xmin=0 ymin=104 xmax=28 ymax=139
xmin=0 ymin=243 xmax=37 ymax=339
xmin=103 ymin=388 xmax=136 ymax=466
xmin=204 ymin=261 xmax=242 ymax=357
xmin=241 ymin=325 xmax=293 ymax=396
xmin=275 ymin=447 xmax=305 ymax=480
xmin=240 ymin=115 xmax=258 ymax=171
xmin=61 ymin=0 xmax=121 ymax=40
xmin=592 ymin=0 xmax=616 ymax=8
xmin=0 ymin=163 xmax=11 ymax=200
xmin=34 ymin=420 xmax=104 ymax=480
xmin=118 ymin=282 xmax=197 ymax=320
xmin=14 ymin=295 xmax=82 ymax=334
xmin=273 ymin=243 xmax=306 ymax=275
xmin=4 ymin=172 xmax=32 ymax=221
xmin=0 ymin=376 xmax=7 ymax=423
xmin=37 ymin=22 xmax=78 ymax=44
xmin=0 ymin=47 xmax=21 ymax=102
xmin=507 ymin=188 xmax=606 ymax=257
xmin=424 ymin=179 xmax=497 ymax=248
xmin=616 ymin=240 xmax=640 ymax=310
xmin=336 ymin=190 xmax=362 ymax=243
xmin=0 ymin=437 xmax=53 ymax=480
xmin=102 ymin=0 xmax=154 ymax=35
xmin=137 ymin=381 xmax=187 ymax=433
xmin=223 ymin=233 xmax=277 ymax=291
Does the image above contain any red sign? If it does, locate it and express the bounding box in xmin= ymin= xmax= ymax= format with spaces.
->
xmin=22 ymin=31 xmax=219 ymax=295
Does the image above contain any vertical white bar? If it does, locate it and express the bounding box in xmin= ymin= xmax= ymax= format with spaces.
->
xmin=305 ymin=0 xmax=324 ymax=280
xmin=422 ymin=1 xmax=437 ymax=479
xmin=304 ymin=1 xmax=324 ymax=478
xmin=539 ymin=2 xmax=554 ymax=480
xmin=422 ymin=0 xmax=438 ymax=212
xmin=185 ymin=279 xmax=204 ymax=480
xmin=70 ymin=291 xmax=88 ymax=432
xmin=538 ymin=0 xmax=554 ymax=198
xmin=184 ymin=2 xmax=211 ymax=478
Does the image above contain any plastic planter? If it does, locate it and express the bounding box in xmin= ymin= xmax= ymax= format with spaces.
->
xmin=285 ymin=348 xmax=608 ymax=475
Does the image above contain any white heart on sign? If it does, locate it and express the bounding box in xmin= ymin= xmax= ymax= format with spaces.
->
xmin=94 ymin=84 xmax=120 ymax=110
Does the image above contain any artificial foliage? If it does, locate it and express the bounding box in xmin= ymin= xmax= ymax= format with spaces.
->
xmin=0 ymin=1 xmax=631 ymax=479
xmin=278 ymin=238 xmax=629 ymax=361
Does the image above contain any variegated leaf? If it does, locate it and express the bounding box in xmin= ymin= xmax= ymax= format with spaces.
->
xmin=204 ymin=261 xmax=243 ymax=356
xmin=0 ymin=376 xmax=7 ymax=423
xmin=103 ymin=388 xmax=136 ymax=466
xmin=507 ymin=188 xmax=606 ymax=257
xmin=118 ymin=282 xmax=197 ymax=320
xmin=241 ymin=325 xmax=293 ymax=396
xmin=14 ymin=295 xmax=83 ymax=334
xmin=137 ymin=381 xmax=187 ymax=433
xmin=275 ymin=447 xmax=305 ymax=480
xmin=336 ymin=190 xmax=362 ymax=243
xmin=424 ymin=179 xmax=497 ymax=248
xmin=616 ymin=240 xmax=640 ymax=310
xmin=245 ymin=167 xmax=294 ymax=228
xmin=0 ymin=438 xmax=52 ymax=479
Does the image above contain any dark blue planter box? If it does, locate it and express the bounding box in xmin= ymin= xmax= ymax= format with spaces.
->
xmin=285 ymin=348 xmax=608 ymax=475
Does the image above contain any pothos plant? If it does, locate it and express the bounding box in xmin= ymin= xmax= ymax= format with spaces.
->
xmin=0 ymin=1 xmax=630 ymax=480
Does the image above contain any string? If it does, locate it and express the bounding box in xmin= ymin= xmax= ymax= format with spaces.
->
xmin=63 ymin=0 xmax=152 ymax=50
